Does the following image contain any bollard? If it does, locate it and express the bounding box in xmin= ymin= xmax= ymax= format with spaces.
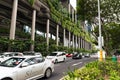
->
xmin=99 ymin=50 xmax=103 ymax=61
xmin=112 ymin=55 xmax=117 ymax=62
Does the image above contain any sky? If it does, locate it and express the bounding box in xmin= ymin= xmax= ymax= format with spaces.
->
xmin=70 ymin=0 xmax=76 ymax=9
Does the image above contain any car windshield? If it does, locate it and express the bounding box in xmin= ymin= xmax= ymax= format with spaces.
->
xmin=73 ymin=53 xmax=79 ymax=56
xmin=0 ymin=57 xmax=25 ymax=67
xmin=0 ymin=52 xmax=14 ymax=57
xmin=49 ymin=53 xmax=57 ymax=56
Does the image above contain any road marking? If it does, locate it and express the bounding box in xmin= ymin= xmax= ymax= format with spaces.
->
xmin=72 ymin=62 xmax=82 ymax=66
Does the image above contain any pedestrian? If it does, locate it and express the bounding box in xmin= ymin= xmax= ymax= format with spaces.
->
xmin=117 ymin=55 xmax=120 ymax=63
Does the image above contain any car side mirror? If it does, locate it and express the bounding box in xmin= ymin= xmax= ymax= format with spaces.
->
xmin=21 ymin=62 xmax=29 ymax=67
xmin=56 ymin=55 xmax=59 ymax=57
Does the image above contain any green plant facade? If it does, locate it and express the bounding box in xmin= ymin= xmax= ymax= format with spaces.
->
xmin=46 ymin=0 xmax=92 ymax=42
xmin=0 ymin=0 xmax=94 ymax=56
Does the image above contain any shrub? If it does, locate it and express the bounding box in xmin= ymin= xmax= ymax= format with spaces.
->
xmin=64 ymin=60 xmax=120 ymax=80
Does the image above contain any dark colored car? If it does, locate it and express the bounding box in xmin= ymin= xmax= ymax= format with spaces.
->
xmin=72 ymin=52 xmax=82 ymax=59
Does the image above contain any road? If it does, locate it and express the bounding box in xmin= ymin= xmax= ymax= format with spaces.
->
xmin=39 ymin=57 xmax=97 ymax=80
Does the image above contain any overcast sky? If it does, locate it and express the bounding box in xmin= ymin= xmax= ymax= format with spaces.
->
xmin=70 ymin=0 xmax=76 ymax=9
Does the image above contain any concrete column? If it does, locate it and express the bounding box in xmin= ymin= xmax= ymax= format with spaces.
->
xmin=83 ymin=39 xmax=84 ymax=49
xmin=87 ymin=42 xmax=89 ymax=50
xmin=88 ymin=43 xmax=90 ymax=50
xmin=50 ymin=34 xmax=52 ymax=39
xmin=84 ymin=41 xmax=87 ymax=50
xmin=68 ymin=3 xmax=71 ymax=17
xmin=86 ymin=42 xmax=88 ymax=50
xmin=84 ymin=40 xmax=86 ymax=49
xmin=89 ymin=43 xmax=91 ymax=50
xmin=75 ymin=11 xmax=77 ymax=23
xmin=80 ymin=37 xmax=81 ymax=48
xmin=75 ymin=36 xmax=77 ymax=49
xmin=72 ymin=8 xmax=74 ymax=22
xmin=78 ymin=37 xmax=80 ymax=48
xmin=56 ymin=25 xmax=59 ymax=46
xmin=46 ymin=19 xmax=50 ymax=50
xmin=9 ymin=0 xmax=18 ymax=40
xmin=81 ymin=38 xmax=83 ymax=49
xmin=68 ymin=31 xmax=71 ymax=48
xmin=31 ymin=10 xmax=36 ymax=51
xmin=63 ymin=28 xmax=66 ymax=46
xmin=72 ymin=35 xmax=74 ymax=48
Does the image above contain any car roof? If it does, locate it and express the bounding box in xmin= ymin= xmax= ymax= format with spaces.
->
xmin=1 ymin=52 xmax=21 ymax=55
xmin=12 ymin=55 xmax=41 ymax=59
xmin=23 ymin=51 xmax=41 ymax=54
xmin=52 ymin=51 xmax=65 ymax=53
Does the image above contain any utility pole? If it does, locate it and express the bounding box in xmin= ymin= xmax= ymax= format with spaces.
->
xmin=98 ymin=0 xmax=103 ymax=61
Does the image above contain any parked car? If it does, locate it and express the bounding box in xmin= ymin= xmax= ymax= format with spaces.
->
xmin=72 ymin=52 xmax=82 ymax=59
xmin=0 ymin=56 xmax=54 ymax=80
xmin=0 ymin=52 xmax=23 ymax=62
xmin=66 ymin=53 xmax=73 ymax=57
xmin=84 ymin=53 xmax=90 ymax=58
xmin=46 ymin=51 xmax=66 ymax=63
xmin=23 ymin=51 xmax=42 ymax=57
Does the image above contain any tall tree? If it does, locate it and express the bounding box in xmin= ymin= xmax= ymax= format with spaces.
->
xmin=77 ymin=0 xmax=120 ymax=23
xmin=77 ymin=0 xmax=120 ymax=54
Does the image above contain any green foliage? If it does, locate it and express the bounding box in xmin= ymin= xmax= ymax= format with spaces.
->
xmin=35 ymin=35 xmax=46 ymax=43
xmin=77 ymin=0 xmax=120 ymax=53
xmin=65 ymin=66 xmax=100 ymax=80
xmin=16 ymin=30 xmax=31 ymax=39
xmin=35 ymin=42 xmax=47 ymax=56
xmin=0 ymin=37 xmax=9 ymax=51
xmin=64 ymin=60 xmax=120 ymax=80
xmin=109 ymin=70 xmax=120 ymax=80
xmin=93 ymin=22 xmax=120 ymax=54
xmin=46 ymin=0 xmax=92 ymax=42
xmin=0 ymin=27 xmax=9 ymax=34
xmin=0 ymin=37 xmax=33 ymax=52
xmin=49 ymin=44 xmax=58 ymax=52
xmin=77 ymin=0 xmax=98 ymax=22
xmin=77 ymin=0 xmax=120 ymax=23
xmin=27 ymin=0 xmax=35 ymax=5
xmin=67 ymin=47 xmax=74 ymax=53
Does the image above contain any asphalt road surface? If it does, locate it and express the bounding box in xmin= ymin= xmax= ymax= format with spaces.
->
xmin=39 ymin=57 xmax=97 ymax=80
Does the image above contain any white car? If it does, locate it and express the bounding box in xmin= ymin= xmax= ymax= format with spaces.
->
xmin=23 ymin=51 xmax=42 ymax=57
xmin=0 ymin=56 xmax=54 ymax=80
xmin=0 ymin=52 xmax=23 ymax=62
xmin=46 ymin=51 xmax=66 ymax=63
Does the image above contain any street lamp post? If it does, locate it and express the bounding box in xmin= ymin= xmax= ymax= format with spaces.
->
xmin=98 ymin=0 xmax=103 ymax=61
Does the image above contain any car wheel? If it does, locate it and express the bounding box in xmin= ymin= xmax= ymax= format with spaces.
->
xmin=63 ymin=58 xmax=65 ymax=62
xmin=1 ymin=78 xmax=12 ymax=80
xmin=44 ymin=68 xmax=52 ymax=78
xmin=55 ymin=59 xmax=58 ymax=64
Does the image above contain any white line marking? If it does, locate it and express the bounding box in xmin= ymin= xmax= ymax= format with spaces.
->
xmin=72 ymin=62 xmax=82 ymax=66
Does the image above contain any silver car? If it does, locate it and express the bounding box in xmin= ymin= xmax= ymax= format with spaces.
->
xmin=0 ymin=56 xmax=54 ymax=80
xmin=0 ymin=52 xmax=23 ymax=62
